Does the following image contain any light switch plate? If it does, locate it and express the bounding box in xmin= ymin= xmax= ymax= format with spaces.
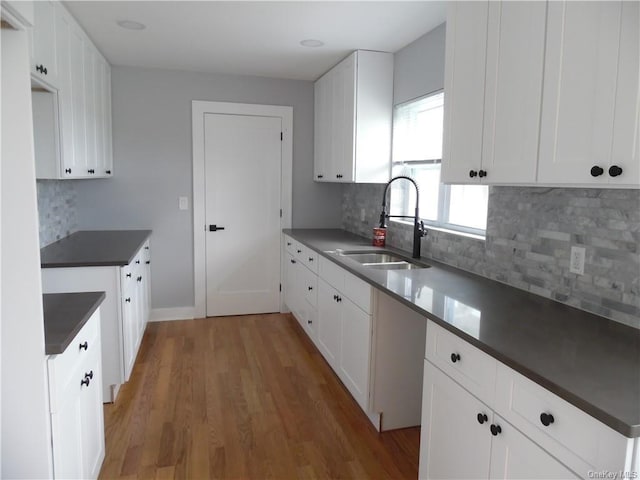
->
xmin=179 ymin=196 xmax=189 ymax=211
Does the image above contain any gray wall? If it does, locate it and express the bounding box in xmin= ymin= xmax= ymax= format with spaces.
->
xmin=342 ymin=22 xmax=640 ymax=329
xmin=393 ymin=23 xmax=446 ymax=104
xmin=36 ymin=180 xmax=77 ymax=247
xmin=75 ymin=66 xmax=343 ymax=310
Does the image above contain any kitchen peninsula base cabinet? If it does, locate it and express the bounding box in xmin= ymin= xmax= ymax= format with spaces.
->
xmin=42 ymin=238 xmax=151 ymax=402
xmin=48 ymin=308 xmax=104 ymax=479
xmin=419 ymin=320 xmax=640 ymax=479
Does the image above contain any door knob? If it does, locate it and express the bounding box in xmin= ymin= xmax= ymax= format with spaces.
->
xmin=209 ymin=225 xmax=225 ymax=232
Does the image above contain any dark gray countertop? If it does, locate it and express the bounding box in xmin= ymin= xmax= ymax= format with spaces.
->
xmin=284 ymin=228 xmax=640 ymax=438
xmin=43 ymin=292 xmax=106 ymax=355
xmin=40 ymin=230 xmax=152 ymax=268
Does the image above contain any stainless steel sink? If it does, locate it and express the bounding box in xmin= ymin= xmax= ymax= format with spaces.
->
xmin=334 ymin=250 xmax=430 ymax=270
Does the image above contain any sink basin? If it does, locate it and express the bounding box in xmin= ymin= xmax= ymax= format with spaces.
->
xmin=333 ymin=250 xmax=430 ymax=270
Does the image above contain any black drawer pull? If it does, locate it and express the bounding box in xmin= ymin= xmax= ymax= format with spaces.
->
xmin=125 ymin=297 xmax=131 ymax=303
xmin=79 ymin=341 xmax=88 ymax=351
xmin=137 ymin=276 xmax=142 ymax=282
xmin=450 ymin=353 xmax=461 ymax=363
xmin=84 ymin=370 xmax=94 ymax=380
xmin=490 ymin=424 xmax=502 ymax=436
xmin=308 ymin=286 xmax=313 ymax=291
xmin=540 ymin=412 xmax=555 ymax=427
xmin=477 ymin=413 xmax=488 ymax=424
xmin=126 ymin=273 xmax=132 ymax=278
xmin=81 ymin=377 xmax=90 ymax=387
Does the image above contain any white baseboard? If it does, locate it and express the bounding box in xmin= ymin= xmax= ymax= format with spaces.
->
xmin=149 ymin=306 xmax=196 ymax=322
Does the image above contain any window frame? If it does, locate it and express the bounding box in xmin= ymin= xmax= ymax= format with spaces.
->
xmin=390 ymin=91 xmax=487 ymax=238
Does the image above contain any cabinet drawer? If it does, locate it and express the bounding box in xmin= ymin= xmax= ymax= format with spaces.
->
xmin=284 ymin=235 xmax=295 ymax=256
xmin=494 ymin=363 xmax=633 ymax=475
xmin=425 ymin=320 xmax=497 ymax=405
xmin=343 ymin=271 xmax=372 ymax=314
xmin=303 ymin=248 xmax=319 ymax=274
xmin=319 ymin=256 xmax=345 ymax=291
xmin=48 ymin=310 xmax=101 ymax=413
xmin=302 ymin=267 xmax=318 ymax=307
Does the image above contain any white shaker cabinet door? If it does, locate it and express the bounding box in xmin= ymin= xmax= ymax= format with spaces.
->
xmin=338 ymin=297 xmax=371 ymax=411
xmin=419 ymin=361 xmax=492 ymax=480
xmin=441 ymin=1 xmax=489 ymax=184
xmin=481 ymin=0 xmax=547 ymax=184
xmin=610 ymin=0 xmax=640 ymax=187
xmin=489 ymin=414 xmax=579 ymax=480
xmin=31 ymin=0 xmax=58 ymax=86
xmin=316 ymin=279 xmax=342 ymax=371
xmin=538 ymin=1 xmax=622 ymax=185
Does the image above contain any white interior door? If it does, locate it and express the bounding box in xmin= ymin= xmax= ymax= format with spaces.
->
xmin=204 ymin=113 xmax=282 ymax=316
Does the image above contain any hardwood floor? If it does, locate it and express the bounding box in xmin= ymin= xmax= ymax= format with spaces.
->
xmin=100 ymin=314 xmax=420 ymax=479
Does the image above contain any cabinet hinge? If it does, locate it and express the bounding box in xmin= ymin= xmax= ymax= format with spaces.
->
xmin=280 ymin=132 xmax=283 ymax=141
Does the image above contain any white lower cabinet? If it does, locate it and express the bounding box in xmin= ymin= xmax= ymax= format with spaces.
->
xmin=48 ymin=308 xmax=105 ymax=479
xmin=420 ymin=319 xmax=638 ymax=479
xmin=42 ymin=239 xmax=151 ymax=401
xmin=316 ymin=278 xmax=342 ymax=369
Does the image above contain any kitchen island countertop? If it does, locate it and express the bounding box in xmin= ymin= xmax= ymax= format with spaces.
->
xmin=284 ymin=228 xmax=640 ymax=438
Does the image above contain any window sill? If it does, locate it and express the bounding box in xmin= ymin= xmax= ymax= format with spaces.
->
xmin=389 ymin=218 xmax=486 ymax=242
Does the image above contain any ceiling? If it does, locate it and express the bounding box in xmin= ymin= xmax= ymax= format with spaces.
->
xmin=64 ymin=1 xmax=446 ymax=81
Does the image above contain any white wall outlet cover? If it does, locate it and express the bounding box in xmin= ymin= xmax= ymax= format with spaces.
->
xmin=569 ymin=246 xmax=586 ymax=275
xmin=179 ymin=196 xmax=189 ymax=210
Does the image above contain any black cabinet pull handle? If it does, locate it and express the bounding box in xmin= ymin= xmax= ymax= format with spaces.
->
xmin=81 ymin=377 xmax=90 ymax=387
xmin=477 ymin=413 xmax=488 ymax=424
xmin=88 ymin=169 xmax=95 ymax=174
xmin=36 ymin=64 xmax=47 ymax=75
xmin=333 ymin=294 xmax=338 ymax=301
xmin=290 ymin=259 xmax=296 ymax=264
xmin=307 ymin=319 xmax=312 ymax=325
xmin=609 ymin=165 xmax=623 ymax=177
xmin=336 ymin=174 xmax=343 ymax=179
xmin=125 ymin=297 xmax=131 ymax=303
xmin=336 ymin=296 xmax=342 ymax=302
xmin=65 ymin=168 xmax=72 ymax=174
xmin=126 ymin=273 xmax=132 ymax=278
xmin=106 ymin=170 xmax=112 ymax=175
xmin=317 ymin=175 xmax=324 ymax=179
xmin=209 ymin=225 xmax=225 ymax=232
xmin=590 ymin=166 xmax=604 ymax=177
xmin=287 ymin=242 xmax=291 ymax=246
xmin=308 ymin=257 xmax=314 ymax=262
xmin=79 ymin=341 xmax=88 ymax=351
xmin=145 ymin=260 xmax=150 ymax=265
xmin=450 ymin=353 xmax=461 ymax=363
xmin=540 ymin=412 xmax=555 ymax=427
xmin=469 ymin=170 xmax=478 ymax=178
xmin=308 ymin=286 xmax=313 ymax=291
xmin=85 ymin=370 xmax=94 ymax=380
xmin=144 ymin=246 xmax=149 ymax=250
xmin=135 ymin=260 xmax=140 ymax=264
xmin=490 ymin=424 xmax=502 ymax=436
xmin=137 ymin=276 xmax=142 ymax=282
xmin=297 ymin=249 xmax=302 ymax=253
xmin=478 ymin=170 xmax=487 ymax=178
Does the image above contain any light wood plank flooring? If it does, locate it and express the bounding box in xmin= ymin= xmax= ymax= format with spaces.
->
xmin=99 ymin=314 xmax=420 ymax=479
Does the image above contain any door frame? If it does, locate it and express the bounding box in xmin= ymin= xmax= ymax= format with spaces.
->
xmin=192 ymin=101 xmax=293 ymax=318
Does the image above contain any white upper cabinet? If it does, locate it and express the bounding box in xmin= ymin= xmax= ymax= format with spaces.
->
xmin=442 ymin=1 xmax=546 ymax=185
xmin=32 ymin=1 xmax=113 ymax=180
xmin=442 ymin=0 xmax=639 ymax=188
xmin=314 ymin=50 xmax=393 ymax=183
xmin=441 ymin=1 xmax=490 ymax=185
xmin=31 ymin=0 xmax=58 ymax=87
xmin=481 ymin=1 xmax=547 ymax=184
xmin=538 ymin=1 xmax=640 ymax=187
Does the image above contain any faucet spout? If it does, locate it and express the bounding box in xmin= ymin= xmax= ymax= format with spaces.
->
xmin=379 ymin=176 xmax=428 ymax=259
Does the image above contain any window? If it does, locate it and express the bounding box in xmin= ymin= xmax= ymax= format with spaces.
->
xmin=390 ymin=91 xmax=488 ymax=236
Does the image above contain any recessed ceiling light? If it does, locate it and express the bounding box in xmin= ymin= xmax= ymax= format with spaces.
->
xmin=300 ymin=39 xmax=324 ymax=48
xmin=117 ymin=20 xmax=146 ymax=31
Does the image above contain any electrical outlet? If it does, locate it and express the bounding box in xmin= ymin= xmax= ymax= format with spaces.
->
xmin=179 ymin=196 xmax=189 ymax=211
xmin=360 ymin=208 xmax=366 ymax=222
xmin=569 ymin=246 xmax=586 ymax=275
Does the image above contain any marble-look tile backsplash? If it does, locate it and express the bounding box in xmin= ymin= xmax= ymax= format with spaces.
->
xmin=36 ymin=180 xmax=77 ymax=247
xmin=342 ymin=185 xmax=640 ymax=329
